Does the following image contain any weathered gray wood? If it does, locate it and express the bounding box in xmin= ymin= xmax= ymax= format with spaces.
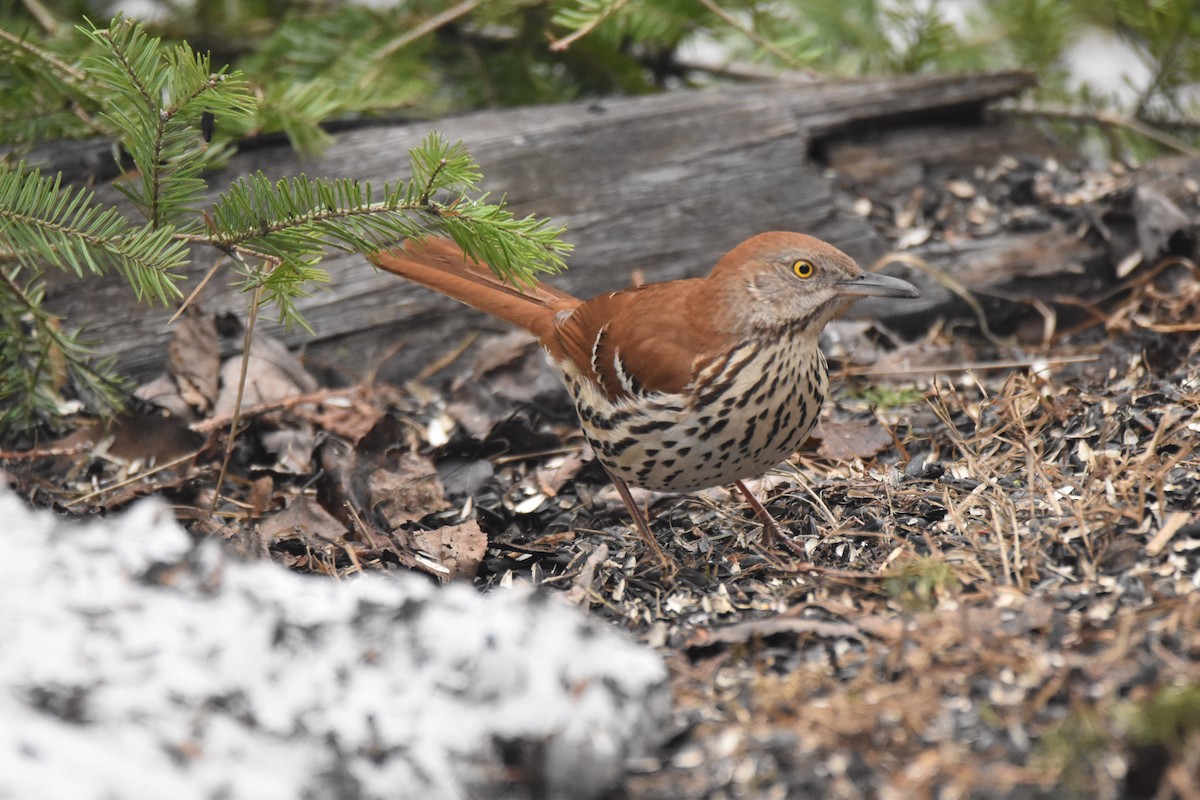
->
xmin=38 ymin=71 xmax=1037 ymax=381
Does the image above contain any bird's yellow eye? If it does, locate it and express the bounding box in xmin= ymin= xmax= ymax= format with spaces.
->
xmin=792 ymin=259 xmax=815 ymax=279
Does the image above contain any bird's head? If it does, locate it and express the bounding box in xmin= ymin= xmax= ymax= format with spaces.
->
xmin=709 ymin=231 xmax=919 ymax=335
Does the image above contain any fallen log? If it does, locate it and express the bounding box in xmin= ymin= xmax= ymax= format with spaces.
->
xmin=44 ymin=69 xmax=1183 ymax=385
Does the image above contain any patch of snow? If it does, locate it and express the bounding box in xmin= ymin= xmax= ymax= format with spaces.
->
xmin=0 ymin=488 xmax=670 ymax=800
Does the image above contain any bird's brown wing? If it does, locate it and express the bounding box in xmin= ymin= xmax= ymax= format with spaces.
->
xmin=553 ymin=279 xmax=731 ymax=400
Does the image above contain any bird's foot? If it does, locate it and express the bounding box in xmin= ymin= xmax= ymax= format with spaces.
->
xmin=605 ymin=467 xmax=674 ymax=571
xmin=734 ymin=479 xmax=807 ymax=557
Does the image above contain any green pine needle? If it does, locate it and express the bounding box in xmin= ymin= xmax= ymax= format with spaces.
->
xmin=0 ymin=20 xmax=572 ymax=437
xmin=0 ymin=163 xmax=188 ymax=303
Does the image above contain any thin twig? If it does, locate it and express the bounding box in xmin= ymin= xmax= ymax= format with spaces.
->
xmin=1132 ymin=6 xmax=1192 ymax=120
xmin=20 ymin=0 xmax=60 ymax=35
xmin=175 ymin=234 xmax=286 ymax=274
xmin=565 ymin=543 xmax=610 ymax=605
xmin=0 ymin=441 xmax=90 ymax=460
xmin=376 ymin=0 xmax=481 ymax=60
xmin=1003 ymin=103 xmax=1200 ymax=158
xmin=209 ymin=268 xmax=265 ymax=515
xmin=190 ymin=386 xmax=354 ymax=434
xmin=0 ymin=26 xmax=105 ymax=135
xmin=413 ymin=332 xmax=480 ymax=382
xmin=64 ymin=450 xmax=204 ymax=508
xmin=0 ymin=267 xmax=122 ymax=401
xmin=419 ymin=159 xmax=450 ymax=206
xmin=549 ymin=0 xmax=631 ymax=52
xmin=843 ymin=354 xmax=1099 ymax=377
xmin=673 ymin=56 xmax=813 ymax=82
xmin=167 ymin=254 xmax=225 ymax=326
xmin=695 ymin=0 xmax=807 ymax=71
xmin=0 ymin=26 xmax=86 ymax=82
xmin=1050 ymin=255 xmax=1198 ymax=339
xmin=1138 ymin=111 xmax=1200 ymax=134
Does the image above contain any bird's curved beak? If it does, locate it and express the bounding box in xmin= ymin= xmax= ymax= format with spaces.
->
xmin=836 ymin=272 xmax=920 ymax=298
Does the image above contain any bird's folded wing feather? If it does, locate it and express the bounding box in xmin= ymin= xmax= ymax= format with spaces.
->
xmin=553 ymin=280 xmax=730 ymax=401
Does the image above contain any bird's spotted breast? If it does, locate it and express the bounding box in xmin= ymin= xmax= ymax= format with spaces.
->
xmin=558 ymin=336 xmax=828 ymax=493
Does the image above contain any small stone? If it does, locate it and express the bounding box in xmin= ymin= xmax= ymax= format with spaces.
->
xmin=946 ymin=179 xmax=976 ymax=199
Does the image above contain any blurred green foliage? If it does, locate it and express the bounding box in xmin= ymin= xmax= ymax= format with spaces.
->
xmin=3 ymin=1 xmax=1198 ymax=157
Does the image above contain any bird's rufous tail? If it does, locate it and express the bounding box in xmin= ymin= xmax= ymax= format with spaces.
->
xmin=368 ymin=237 xmax=577 ymax=341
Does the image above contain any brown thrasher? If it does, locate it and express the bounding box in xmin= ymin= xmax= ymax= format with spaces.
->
xmin=370 ymin=232 xmax=918 ymax=559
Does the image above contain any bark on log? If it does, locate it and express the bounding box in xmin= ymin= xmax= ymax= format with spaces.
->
xmin=36 ymin=71 xmax=1044 ymax=382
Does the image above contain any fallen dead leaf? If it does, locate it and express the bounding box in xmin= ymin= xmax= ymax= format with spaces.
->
xmin=410 ymin=520 xmax=488 ymax=580
xmin=814 ymin=418 xmax=895 ymax=460
xmin=306 ymin=387 xmax=388 ymax=442
xmin=167 ymin=310 xmax=220 ymax=414
xmin=212 ymin=333 xmax=319 ymax=419
xmin=369 ymin=454 xmax=450 ymax=528
xmin=565 ymin=543 xmax=609 ymax=605
xmin=248 ymin=475 xmax=274 ymax=518
xmin=260 ymin=425 xmax=319 ymax=474
xmin=259 ymin=495 xmax=349 ymax=543
xmin=467 ymin=331 xmax=561 ymax=405
xmin=534 ymin=454 xmax=586 ymax=497
xmin=135 ymin=374 xmax=196 ymax=421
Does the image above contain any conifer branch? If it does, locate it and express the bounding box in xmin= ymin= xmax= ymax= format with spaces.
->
xmin=0 ymin=268 xmax=128 ymax=431
xmin=551 ymin=0 xmax=632 ymax=52
xmin=1003 ymin=103 xmax=1200 ymax=159
xmin=375 ymin=0 xmax=481 ymax=60
xmin=694 ymin=0 xmax=805 ymax=71
xmin=0 ymin=26 xmax=86 ymax=82
xmin=0 ymin=164 xmax=189 ymax=301
xmin=0 ymin=20 xmax=570 ymax=435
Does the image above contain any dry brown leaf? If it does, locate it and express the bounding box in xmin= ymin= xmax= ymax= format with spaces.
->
xmin=534 ymin=454 xmax=586 ymax=497
xmin=1133 ymin=184 xmax=1191 ymax=261
xmin=444 ymin=396 xmax=494 ymax=441
xmin=814 ymin=418 xmax=894 ymax=460
xmin=368 ymin=454 xmax=450 ymax=528
xmin=306 ymin=388 xmax=388 ymax=442
xmin=468 ymin=331 xmax=561 ymax=405
xmin=212 ymin=334 xmax=318 ymax=419
xmin=248 ymin=475 xmax=274 ymax=518
xmin=260 ymin=426 xmax=319 ymax=474
xmin=410 ymin=520 xmax=488 ymax=580
xmin=134 ymin=374 xmax=195 ymax=421
xmin=565 ymin=543 xmax=609 ymax=605
xmin=259 ymin=495 xmax=349 ymax=543
xmin=168 ymin=310 xmax=221 ymax=413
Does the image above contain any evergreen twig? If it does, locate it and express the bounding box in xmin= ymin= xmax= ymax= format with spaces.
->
xmin=0 ymin=17 xmax=570 ymax=437
xmin=376 ymin=0 xmax=481 ymax=60
xmin=1004 ymin=103 xmax=1200 ymax=159
xmin=551 ymin=0 xmax=632 ymax=52
xmin=694 ymin=0 xmax=807 ymax=71
xmin=0 ymin=25 xmax=85 ymax=81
